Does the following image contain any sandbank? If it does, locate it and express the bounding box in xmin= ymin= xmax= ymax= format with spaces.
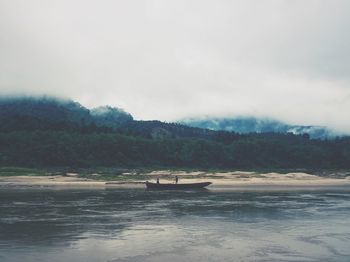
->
xmin=0 ymin=171 xmax=350 ymax=191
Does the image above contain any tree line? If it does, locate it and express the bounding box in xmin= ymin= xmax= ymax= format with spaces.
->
xmin=0 ymin=97 xmax=349 ymax=169
xmin=0 ymin=130 xmax=349 ymax=169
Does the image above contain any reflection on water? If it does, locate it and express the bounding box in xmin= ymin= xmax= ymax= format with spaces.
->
xmin=1 ymin=188 xmax=350 ymax=262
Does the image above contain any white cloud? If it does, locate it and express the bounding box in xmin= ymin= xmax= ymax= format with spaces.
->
xmin=0 ymin=0 xmax=349 ymax=132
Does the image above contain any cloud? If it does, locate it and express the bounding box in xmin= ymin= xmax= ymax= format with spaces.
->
xmin=0 ymin=0 xmax=350 ymax=132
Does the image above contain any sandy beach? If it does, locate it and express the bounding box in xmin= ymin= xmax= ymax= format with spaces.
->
xmin=1 ymin=171 xmax=350 ymax=190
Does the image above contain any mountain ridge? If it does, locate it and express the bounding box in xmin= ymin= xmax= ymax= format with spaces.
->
xmin=0 ymin=96 xmax=350 ymax=169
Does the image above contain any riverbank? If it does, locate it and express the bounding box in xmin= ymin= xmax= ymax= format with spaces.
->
xmin=1 ymin=170 xmax=350 ymax=190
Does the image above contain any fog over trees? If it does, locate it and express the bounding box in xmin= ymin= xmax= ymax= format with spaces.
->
xmin=0 ymin=97 xmax=349 ymax=169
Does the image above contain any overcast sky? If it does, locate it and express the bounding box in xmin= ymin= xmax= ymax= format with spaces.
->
xmin=0 ymin=0 xmax=349 ymax=131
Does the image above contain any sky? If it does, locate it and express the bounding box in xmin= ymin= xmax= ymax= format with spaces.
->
xmin=0 ymin=0 xmax=350 ymax=132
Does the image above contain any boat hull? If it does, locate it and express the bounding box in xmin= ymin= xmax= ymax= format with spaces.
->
xmin=145 ymin=181 xmax=212 ymax=190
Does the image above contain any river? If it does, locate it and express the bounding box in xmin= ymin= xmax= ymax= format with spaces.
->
xmin=0 ymin=188 xmax=350 ymax=262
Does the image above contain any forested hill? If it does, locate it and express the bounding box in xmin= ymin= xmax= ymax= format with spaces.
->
xmin=0 ymin=97 xmax=133 ymax=131
xmin=0 ymin=97 xmax=238 ymax=141
xmin=0 ymin=96 xmax=350 ymax=169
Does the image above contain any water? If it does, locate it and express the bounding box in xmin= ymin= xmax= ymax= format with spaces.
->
xmin=1 ymin=188 xmax=350 ymax=262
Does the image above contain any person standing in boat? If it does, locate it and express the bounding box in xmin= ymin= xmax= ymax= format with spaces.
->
xmin=157 ymin=177 xmax=160 ymax=184
xmin=175 ymin=175 xmax=178 ymax=184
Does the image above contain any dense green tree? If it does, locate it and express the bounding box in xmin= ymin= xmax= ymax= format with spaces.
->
xmin=0 ymin=97 xmax=350 ymax=169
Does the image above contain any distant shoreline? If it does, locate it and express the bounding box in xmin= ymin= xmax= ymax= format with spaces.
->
xmin=1 ymin=170 xmax=350 ymax=190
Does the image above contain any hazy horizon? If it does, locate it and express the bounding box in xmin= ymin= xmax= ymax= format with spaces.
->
xmin=1 ymin=1 xmax=350 ymax=132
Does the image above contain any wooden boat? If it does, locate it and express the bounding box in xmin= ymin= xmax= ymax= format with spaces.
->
xmin=145 ymin=181 xmax=212 ymax=190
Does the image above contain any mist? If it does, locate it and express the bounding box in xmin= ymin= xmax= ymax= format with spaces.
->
xmin=1 ymin=0 xmax=350 ymax=133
